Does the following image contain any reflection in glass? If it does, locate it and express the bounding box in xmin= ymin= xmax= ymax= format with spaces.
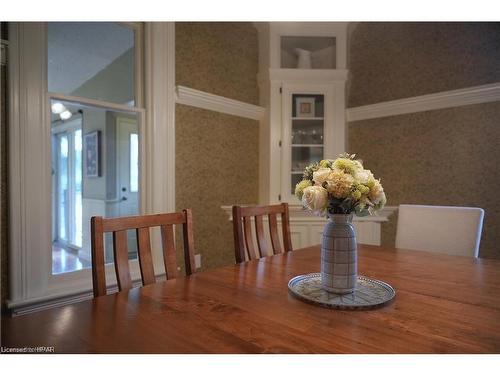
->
xmin=48 ymin=22 xmax=135 ymax=106
xmin=51 ymin=100 xmax=140 ymax=274
xmin=292 ymin=119 xmax=324 ymax=145
xmin=57 ymin=134 xmax=69 ymax=241
xmin=130 ymin=133 xmax=139 ymax=193
xmin=292 ymin=146 xmax=324 ymax=173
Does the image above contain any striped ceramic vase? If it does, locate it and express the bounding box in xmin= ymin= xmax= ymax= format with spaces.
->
xmin=321 ymin=213 xmax=357 ymax=294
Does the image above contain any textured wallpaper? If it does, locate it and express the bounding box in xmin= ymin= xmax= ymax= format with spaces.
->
xmin=175 ymin=105 xmax=259 ymax=269
xmin=349 ymin=103 xmax=500 ymax=259
xmin=175 ymin=23 xmax=260 ymax=270
xmin=348 ymin=22 xmax=500 ymax=259
xmin=176 ymin=22 xmax=259 ymax=105
xmin=348 ymin=22 xmax=500 ymax=107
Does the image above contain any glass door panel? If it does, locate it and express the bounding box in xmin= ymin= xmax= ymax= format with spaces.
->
xmin=51 ymin=99 xmax=141 ymax=274
xmin=289 ymin=93 xmax=325 ymax=194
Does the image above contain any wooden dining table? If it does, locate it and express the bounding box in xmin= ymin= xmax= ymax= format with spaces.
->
xmin=2 ymin=244 xmax=500 ymax=353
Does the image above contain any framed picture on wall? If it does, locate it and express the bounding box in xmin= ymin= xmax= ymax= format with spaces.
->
xmin=295 ymin=97 xmax=316 ymax=118
xmin=84 ymin=131 xmax=101 ymax=177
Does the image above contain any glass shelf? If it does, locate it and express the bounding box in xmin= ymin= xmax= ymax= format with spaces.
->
xmin=292 ymin=144 xmax=324 ymax=147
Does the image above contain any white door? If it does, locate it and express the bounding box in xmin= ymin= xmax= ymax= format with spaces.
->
xmin=116 ymin=116 xmax=140 ymax=256
xmin=116 ymin=117 xmax=139 ymax=218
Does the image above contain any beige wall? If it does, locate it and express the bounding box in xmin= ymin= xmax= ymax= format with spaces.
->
xmin=175 ymin=23 xmax=259 ymax=270
xmin=175 ymin=105 xmax=259 ymax=269
xmin=347 ymin=22 xmax=500 ymax=258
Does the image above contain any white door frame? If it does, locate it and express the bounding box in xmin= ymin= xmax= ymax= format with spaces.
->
xmin=7 ymin=22 xmax=176 ymax=310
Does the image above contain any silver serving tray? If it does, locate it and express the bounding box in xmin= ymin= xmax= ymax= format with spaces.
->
xmin=288 ymin=273 xmax=396 ymax=310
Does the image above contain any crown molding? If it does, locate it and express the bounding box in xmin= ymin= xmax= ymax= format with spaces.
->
xmin=175 ymin=86 xmax=265 ymax=121
xmin=347 ymin=82 xmax=500 ymax=122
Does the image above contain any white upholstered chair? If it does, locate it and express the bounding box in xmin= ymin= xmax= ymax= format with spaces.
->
xmin=395 ymin=204 xmax=484 ymax=258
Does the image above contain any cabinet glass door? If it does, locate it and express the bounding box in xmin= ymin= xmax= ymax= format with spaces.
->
xmin=290 ymin=93 xmax=325 ymax=194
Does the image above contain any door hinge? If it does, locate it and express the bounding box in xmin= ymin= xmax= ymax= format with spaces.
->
xmin=278 ymin=140 xmax=282 ymax=147
xmin=278 ymin=194 xmax=281 ymax=201
xmin=279 ymin=87 xmax=282 ymax=94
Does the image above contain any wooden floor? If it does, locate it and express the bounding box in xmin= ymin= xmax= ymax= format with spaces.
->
xmin=52 ymin=245 xmax=91 ymax=274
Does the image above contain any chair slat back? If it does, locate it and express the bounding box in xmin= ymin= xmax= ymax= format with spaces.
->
xmin=91 ymin=209 xmax=196 ymax=297
xmin=113 ymin=229 xmax=132 ymax=292
xmin=160 ymin=224 xmax=178 ymax=279
xmin=136 ymin=227 xmax=155 ymax=285
xmin=232 ymin=203 xmax=293 ymax=263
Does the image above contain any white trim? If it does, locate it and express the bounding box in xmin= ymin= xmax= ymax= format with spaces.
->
xmin=144 ymin=23 xmax=176 ymax=215
xmin=8 ymin=22 xmax=51 ymax=304
xmin=347 ymin=82 xmax=500 ymax=122
xmin=6 ymin=22 xmax=158 ymax=311
xmin=175 ymin=85 xmax=265 ymax=121
xmin=49 ymin=92 xmax=144 ymax=115
xmin=259 ymin=68 xmax=349 ymax=85
xmin=142 ymin=23 xmax=177 ymax=270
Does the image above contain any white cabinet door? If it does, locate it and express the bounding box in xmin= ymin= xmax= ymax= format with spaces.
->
xmin=289 ymin=224 xmax=309 ymax=250
xmin=291 ymin=220 xmax=382 ymax=249
xmin=308 ymin=224 xmax=325 ymax=247
xmin=352 ymin=222 xmax=381 ymax=245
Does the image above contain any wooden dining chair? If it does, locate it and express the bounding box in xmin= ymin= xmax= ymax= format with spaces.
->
xmin=90 ymin=209 xmax=196 ymax=297
xmin=232 ymin=203 xmax=293 ymax=263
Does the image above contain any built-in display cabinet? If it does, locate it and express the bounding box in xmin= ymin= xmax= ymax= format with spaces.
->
xmin=242 ymin=22 xmax=395 ymax=247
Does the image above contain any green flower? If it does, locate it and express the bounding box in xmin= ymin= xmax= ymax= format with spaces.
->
xmin=358 ymin=184 xmax=370 ymax=194
xmin=295 ymin=179 xmax=312 ymax=200
xmin=319 ymin=159 xmax=332 ymax=168
xmin=366 ymin=178 xmax=376 ymax=189
xmin=332 ymin=156 xmax=363 ymax=175
xmin=351 ymin=189 xmax=362 ymax=200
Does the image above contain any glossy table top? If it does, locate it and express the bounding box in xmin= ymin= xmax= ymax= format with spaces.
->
xmin=2 ymin=245 xmax=500 ymax=353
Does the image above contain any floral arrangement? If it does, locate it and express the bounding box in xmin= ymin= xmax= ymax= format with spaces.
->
xmin=295 ymin=153 xmax=386 ymax=217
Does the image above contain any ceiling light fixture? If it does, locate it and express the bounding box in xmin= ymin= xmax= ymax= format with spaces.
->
xmin=51 ymin=102 xmax=66 ymax=114
xmin=60 ymin=110 xmax=72 ymax=121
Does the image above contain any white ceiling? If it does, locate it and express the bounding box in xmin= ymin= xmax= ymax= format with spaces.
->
xmin=48 ymin=22 xmax=134 ymax=94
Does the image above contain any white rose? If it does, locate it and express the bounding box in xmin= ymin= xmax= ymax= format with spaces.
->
xmin=354 ymin=169 xmax=374 ymax=184
xmin=302 ymin=186 xmax=328 ymax=212
xmin=312 ymin=168 xmax=331 ymax=186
